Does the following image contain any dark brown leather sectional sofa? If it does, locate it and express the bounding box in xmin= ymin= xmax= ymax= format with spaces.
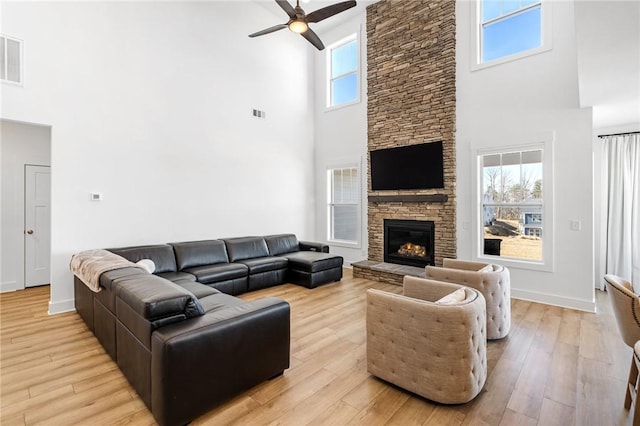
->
xmin=73 ymin=234 xmax=343 ymax=426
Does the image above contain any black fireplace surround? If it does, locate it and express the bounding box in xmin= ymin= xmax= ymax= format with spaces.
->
xmin=384 ymin=219 xmax=435 ymax=267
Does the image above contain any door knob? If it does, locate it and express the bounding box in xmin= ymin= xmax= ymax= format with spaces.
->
xmin=26 ymin=229 xmax=34 ymax=234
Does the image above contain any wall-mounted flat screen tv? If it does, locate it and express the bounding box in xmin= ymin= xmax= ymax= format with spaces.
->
xmin=370 ymin=141 xmax=444 ymax=190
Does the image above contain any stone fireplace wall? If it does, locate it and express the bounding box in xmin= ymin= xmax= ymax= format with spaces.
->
xmin=366 ymin=0 xmax=456 ymax=267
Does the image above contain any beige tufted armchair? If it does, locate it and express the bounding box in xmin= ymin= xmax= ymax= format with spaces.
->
xmin=366 ymin=276 xmax=487 ymax=404
xmin=425 ymin=259 xmax=511 ymax=340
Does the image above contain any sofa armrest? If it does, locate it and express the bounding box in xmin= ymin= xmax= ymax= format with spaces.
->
xmin=150 ymin=297 xmax=290 ymax=426
xmin=299 ymin=241 xmax=329 ymax=253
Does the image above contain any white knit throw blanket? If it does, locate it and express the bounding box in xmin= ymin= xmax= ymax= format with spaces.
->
xmin=70 ymin=249 xmax=141 ymax=292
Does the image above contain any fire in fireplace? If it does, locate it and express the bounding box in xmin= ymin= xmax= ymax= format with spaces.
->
xmin=384 ymin=219 xmax=435 ymax=267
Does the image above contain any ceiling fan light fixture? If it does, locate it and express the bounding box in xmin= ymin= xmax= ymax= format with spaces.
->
xmin=288 ymin=19 xmax=308 ymax=34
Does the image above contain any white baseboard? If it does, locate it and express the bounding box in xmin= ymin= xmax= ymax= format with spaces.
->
xmin=511 ymin=288 xmax=596 ymax=313
xmin=0 ymin=281 xmax=20 ymax=292
xmin=48 ymin=298 xmax=75 ymax=315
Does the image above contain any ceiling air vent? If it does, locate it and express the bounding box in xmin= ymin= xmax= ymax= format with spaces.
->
xmin=1 ymin=35 xmax=23 ymax=85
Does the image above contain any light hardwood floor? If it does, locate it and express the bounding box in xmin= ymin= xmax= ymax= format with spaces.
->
xmin=0 ymin=270 xmax=634 ymax=425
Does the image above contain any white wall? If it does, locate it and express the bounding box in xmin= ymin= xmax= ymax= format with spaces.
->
xmin=1 ymin=2 xmax=316 ymax=313
xmin=312 ymin=13 xmax=368 ymax=266
xmin=456 ymin=0 xmax=595 ymax=311
xmin=0 ymin=120 xmax=51 ymax=292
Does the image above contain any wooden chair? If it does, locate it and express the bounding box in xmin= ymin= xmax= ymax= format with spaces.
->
xmin=626 ymin=342 xmax=640 ymax=426
xmin=604 ymin=274 xmax=640 ymax=425
xmin=604 ymin=274 xmax=640 ymax=348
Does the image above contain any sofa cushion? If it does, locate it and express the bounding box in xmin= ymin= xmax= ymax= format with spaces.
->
xmin=171 ymin=240 xmax=229 ymax=270
xmin=136 ymin=259 xmax=156 ymax=273
xmin=108 ymin=245 xmax=177 ymax=274
xmin=157 ymin=271 xmax=197 ymax=282
xmin=223 ymin=237 xmax=269 ymax=262
xmin=173 ymin=279 xmax=220 ymax=299
xmin=264 ymin=234 xmax=300 ymax=256
xmin=198 ymin=292 xmax=247 ymax=313
xmin=114 ymin=274 xmax=204 ymax=320
xmin=281 ymin=251 xmax=343 ymax=273
xmin=183 ymin=262 xmax=248 ymax=284
xmin=237 ymin=256 xmax=288 ymax=274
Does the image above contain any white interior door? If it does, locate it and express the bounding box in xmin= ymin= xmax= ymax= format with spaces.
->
xmin=25 ymin=165 xmax=51 ymax=287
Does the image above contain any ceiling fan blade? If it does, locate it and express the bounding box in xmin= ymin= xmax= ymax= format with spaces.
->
xmin=249 ymin=24 xmax=288 ymax=38
xmin=301 ymin=28 xmax=325 ymax=50
xmin=306 ymin=0 xmax=357 ymax=23
xmin=275 ymin=0 xmax=296 ymax=19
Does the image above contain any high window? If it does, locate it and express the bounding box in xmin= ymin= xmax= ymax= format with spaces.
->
xmin=475 ymin=0 xmax=551 ymax=67
xmin=479 ymin=146 xmax=551 ymax=266
xmin=327 ymin=166 xmax=359 ymax=245
xmin=327 ymin=34 xmax=358 ymax=109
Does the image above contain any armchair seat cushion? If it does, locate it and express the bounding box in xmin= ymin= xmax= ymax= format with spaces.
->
xmin=281 ymin=251 xmax=343 ymax=273
xmin=183 ymin=262 xmax=248 ymax=284
xmin=237 ymin=256 xmax=288 ymax=274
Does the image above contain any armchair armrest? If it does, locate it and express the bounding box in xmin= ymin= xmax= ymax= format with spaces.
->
xmin=299 ymin=241 xmax=329 ymax=253
xmin=442 ymin=258 xmax=489 ymax=271
xmin=402 ymin=276 xmax=466 ymax=302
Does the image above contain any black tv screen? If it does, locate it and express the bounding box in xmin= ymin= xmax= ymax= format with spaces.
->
xmin=370 ymin=141 xmax=444 ymax=190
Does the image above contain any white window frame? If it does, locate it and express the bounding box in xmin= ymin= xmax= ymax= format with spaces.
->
xmin=1 ymin=34 xmax=24 ymax=86
xmin=473 ymin=136 xmax=554 ymax=272
xmin=325 ymin=33 xmax=360 ymax=111
xmin=470 ymin=0 xmax=553 ymax=71
xmin=327 ymin=163 xmax=361 ymax=247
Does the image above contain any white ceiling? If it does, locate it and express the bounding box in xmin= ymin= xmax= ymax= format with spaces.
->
xmin=574 ymin=0 xmax=640 ymax=128
xmin=254 ymin=0 xmax=640 ymax=129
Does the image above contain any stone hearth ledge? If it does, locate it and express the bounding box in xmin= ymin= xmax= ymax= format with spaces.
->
xmin=352 ymin=260 xmax=425 ymax=286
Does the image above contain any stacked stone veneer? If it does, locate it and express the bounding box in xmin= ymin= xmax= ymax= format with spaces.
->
xmin=365 ymin=0 xmax=456 ymax=268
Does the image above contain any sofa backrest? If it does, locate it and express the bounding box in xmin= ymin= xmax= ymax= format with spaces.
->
xmin=114 ymin=274 xmax=205 ymax=349
xmin=108 ymin=245 xmax=177 ymax=274
xmin=264 ymin=234 xmax=300 ymax=256
xmin=223 ymin=237 xmax=269 ymax=262
xmin=171 ymin=240 xmax=229 ymax=270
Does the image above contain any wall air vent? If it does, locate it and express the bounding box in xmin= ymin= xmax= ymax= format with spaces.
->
xmin=1 ymin=35 xmax=23 ymax=85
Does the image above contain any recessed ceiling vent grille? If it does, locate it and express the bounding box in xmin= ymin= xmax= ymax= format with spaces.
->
xmin=1 ymin=35 xmax=23 ymax=85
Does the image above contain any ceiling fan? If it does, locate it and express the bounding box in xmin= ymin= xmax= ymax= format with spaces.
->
xmin=249 ymin=0 xmax=357 ymax=51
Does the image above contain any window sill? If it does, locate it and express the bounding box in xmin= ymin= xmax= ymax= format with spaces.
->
xmin=328 ymin=239 xmax=361 ymax=249
xmin=471 ymin=43 xmax=552 ymax=72
xmin=477 ymin=254 xmax=553 ymax=273
xmin=325 ymin=98 xmax=361 ymax=113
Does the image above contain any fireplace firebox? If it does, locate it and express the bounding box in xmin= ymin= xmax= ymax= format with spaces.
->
xmin=384 ymin=219 xmax=435 ymax=267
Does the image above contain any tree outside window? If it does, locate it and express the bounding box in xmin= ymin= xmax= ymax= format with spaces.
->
xmin=481 ymin=149 xmax=543 ymax=261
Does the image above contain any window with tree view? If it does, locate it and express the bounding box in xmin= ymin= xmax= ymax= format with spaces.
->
xmin=481 ymin=149 xmax=543 ymax=261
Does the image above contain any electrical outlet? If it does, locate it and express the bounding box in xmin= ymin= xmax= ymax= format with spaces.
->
xmin=90 ymin=192 xmax=102 ymax=201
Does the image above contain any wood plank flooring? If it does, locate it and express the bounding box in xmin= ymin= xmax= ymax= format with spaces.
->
xmin=0 ymin=270 xmax=633 ymax=425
